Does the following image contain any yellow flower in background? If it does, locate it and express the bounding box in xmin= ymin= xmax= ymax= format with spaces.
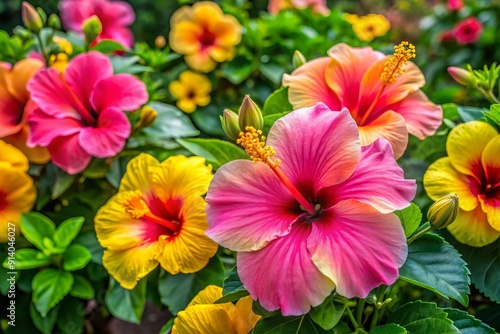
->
xmin=169 ymin=71 xmax=212 ymax=113
xmin=169 ymin=1 xmax=242 ymax=72
xmin=424 ymin=121 xmax=500 ymax=247
xmin=95 ymin=153 xmax=218 ymax=289
xmin=0 ymin=140 xmax=36 ymax=242
xmin=344 ymin=13 xmax=391 ymax=42
xmin=172 ymin=285 xmax=261 ymax=334
xmin=49 ymin=36 xmax=73 ymax=72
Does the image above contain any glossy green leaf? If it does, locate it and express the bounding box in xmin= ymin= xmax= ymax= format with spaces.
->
xmin=20 ymin=213 xmax=56 ymax=252
xmin=144 ymin=102 xmax=200 ymax=139
xmin=215 ymin=266 xmax=249 ymax=304
xmin=105 ymin=278 xmax=146 ymax=324
xmin=91 ymin=39 xmax=126 ymax=53
xmin=262 ymin=86 xmax=292 ymax=116
xmin=399 ymin=234 xmax=470 ymax=306
xmin=3 ymin=248 xmax=51 ymax=270
xmin=369 ymin=324 xmax=407 ymax=334
xmin=262 ymin=112 xmax=289 ymax=135
xmin=457 ymin=106 xmax=487 ymax=122
xmin=177 ymin=138 xmax=248 ymax=170
xmin=309 ymin=295 xmax=346 ymax=330
xmin=221 ymin=57 xmax=254 ymax=84
xmin=62 ymin=244 xmax=92 ymax=271
xmin=32 ymin=269 xmax=74 ymax=317
xmin=69 ymin=275 xmax=95 ymax=299
xmin=394 ymin=203 xmax=422 ymax=238
xmin=54 ymin=217 xmax=85 ymax=249
xmin=252 ymin=314 xmax=330 ymax=333
xmin=30 ymin=303 xmax=59 ymax=334
xmin=443 ymin=308 xmax=496 ymax=334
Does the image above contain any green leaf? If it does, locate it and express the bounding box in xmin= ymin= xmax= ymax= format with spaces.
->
xmin=54 ymin=217 xmax=85 ymax=249
xmin=30 ymin=303 xmax=59 ymax=334
xmin=51 ymin=166 xmax=75 ymax=200
xmin=91 ymin=39 xmax=126 ymax=53
xmin=252 ymin=300 xmax=280 ymax=317
xmin=457 ymin=106 xmax=487 ymax=122
xmin=442 ymin=103 xmax=460 ymax=121
xmin=221 ymin=57 xmax=254 ymax=84
xmin=176 ymin=138 xmax=248 ymax=170
xmin=388 ymin=301 xmax=459 ymax=334
xmin=369 ymin=324 xmax=407 ymax=334
xmin=262 ymin=87 xmax=292 ymax=116
xmin=110 ymin=55 xmax=151 ymax=74
xmin=215 ymin=266 xmax=249 ymax=304
xmin=309 ymin=295 xmax=346 ymax=330
xmin=394 ymin=203 xmax=422 ymax=238
xmin=106 ymin=278 xmax=146 ymax=324
xmin=69 ymin=275 xmax=95 ymax=299
xmin=20 ymin=213 xmax=56 ymax=251
xmin=2 ymin=248 xmax=51 ymax=270
xmin=159 ymin=318 xmax=175 ymax=334
xmin=32 ymin=269 xmax=74 ymax=317
xmin=483 ymin=104 xmax=500 ymax=128
xmin=144 ymin=102 xmax=200 ymax=139
xmin=253 ymin=314 xmax=330 ymax=333
xmin=443 ymin=308 xmax=496 ymax=333
xmin=399 ymin=234 xmax=470 ymax=306
xmin=260 ymin=63 xmax=285 ymax=85
xmin=262 ymin=112 xmax=289 ymax=135
xmin=74 ymin=230 xmax=104 ymax=264
xmin=56 ymin=297 xmax=85 ymax=334
xmin=62 ymin=244 xmax=92 ymax=271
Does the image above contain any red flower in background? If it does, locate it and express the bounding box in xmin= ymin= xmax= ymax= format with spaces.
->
xmin=454 ymin=17 xmax=482 ymax=44
xmin=438 ymin=29 xmax=455 ymax=44
xmin=446 ymin=0 xmax=464 ymax=11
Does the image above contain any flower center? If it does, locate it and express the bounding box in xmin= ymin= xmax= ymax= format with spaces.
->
xmin=121 ymin=190 xmax=180 ymax=235
xmin=199 ymin=29 xmax=216 ymax=48
xmin=0 ymin=191 xmax=7 ymax=211
xmin=237 ymin=126 xmax=318 ymax=216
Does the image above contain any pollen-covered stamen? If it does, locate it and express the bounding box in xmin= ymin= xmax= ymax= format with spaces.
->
xmin=237 ymin=126 xmax=317 ymax=216
xmin=121 ymin=190 xmax=180 ymax=233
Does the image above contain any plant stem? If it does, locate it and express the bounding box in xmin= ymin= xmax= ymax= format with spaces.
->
xmin=346 ymin=307 xmax=367 ymax=333
xmin=407 ymin=222 xmax=432 ymax=244
xmin=370 ymin=307 xmax=380 ymax=330
xmin=35 ymin=33 xmax=50 ymax=64
xmin=356 ymin=299 xmax=365 ymax=325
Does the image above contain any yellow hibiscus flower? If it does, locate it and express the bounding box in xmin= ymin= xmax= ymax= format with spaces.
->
xmin=169 ymin=71 xmax=211 ymax=113
xmin=344 ymin=13 xmax=391 ymax=42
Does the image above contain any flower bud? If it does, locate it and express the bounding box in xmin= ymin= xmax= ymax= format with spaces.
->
xmin=22 ymin=2 xmax=43 ymax=33
xmin=221 ymin=109 xmax=241 ymax=141
xmin=448 ymin=67 xmax=477 ymax=88
xmin=427 ymin=193 xmax=459 ymax=229
xmin=138 ymin=106 xmax=158 ymax=129
xmin=238 ymin=95 xmax=263 ymax=131
xmin=292 ymin=50 xmax=307 ymax=68
xmin=82 ymin=15 xmax=102 ymax=46
xmin=155 ymin=35 xmax=166 ymax=49
xmin=47 ymin=14 xmax=61 ymax=30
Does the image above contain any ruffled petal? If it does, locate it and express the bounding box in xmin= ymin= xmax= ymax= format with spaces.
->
xmin=205 ymin=160 xmax=299 ymax=252
xmin=282 ymin=57 xmax=341 ymax=110
xmin=308 ymin=200 xmax=407 ymax=298
xmin=358 ymin=110 xmax=408 ymax=159
xmin=8 ymin=58 xmax=44 ymax=102
xmin=447 ymin=207 xmax=500 ymax=247
xmin=47 ymin=134 xmax=92 ymax=174
xmin=187 ymin=285 xmax=222 ymax=307
xmin=0 ymin=165 xmax=36 ymax=212
xmin=267 ymin=104 xmax=360 ymax=192
xmin=27 ymin=107 xmax=82 ymax=147
xmin=172 ymin=304 xmax=235 ymax=334
xmin=0 ymin=84 xmax=24 ymax=137
xmin=329 ymin=138 xmax=416 ymax=213
xmin=90 ymin=74 xmax=148 ymax=112
xmin=478 ymin=197 xmax=500 ymax=232
xmin=234 ymin=296 xmax=261 ymax=333
xmin=78 ymin=106 xmax=130 ymax=158
xmin=0 ymin=140 xmax=29 ymax=172
xmin=169 ymin=21 xmax=202 ymax=54
xmin=156 ymin=196 xmax=217 ymax=274
xmin=119 ymin=153 xmax=159 ymax=194
xmin=238 ymin=223 xmax=335 ymax=316
xmin=447 ymin=121 xmax=498 ymax=178
xmin=105 ymin=0 xmax=135 ymax=26
xmin=424 ymin=157 xmax=479 ymax=211
xmin=184 ymin=52 xmax=216 ymax=73
xmin=2 ymin=126 xmax=50 ymax=164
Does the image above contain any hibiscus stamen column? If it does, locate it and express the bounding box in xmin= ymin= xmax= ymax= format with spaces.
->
xmin=237 ymin=126 xmax=317 ymax=216
xmin=358 ymin=41 xmax=416 ymax=125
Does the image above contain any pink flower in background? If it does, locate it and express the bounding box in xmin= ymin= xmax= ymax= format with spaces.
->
xmin=59 ymin=0 xmax=135 ymax=47
xmin=206 ymin=103 xmax=415 ymax=315
xmin=268 ymin=0 xmax=329 ymax=15
xmin=27 ymin=52 xmax=148 ymax=174
xmin=446 ymin=0 xmax=464 ymax=11
xmin=438 ymin=29 xmax=456 ymax=43
xmin=454 ymin=17 xmax=482 ymax=44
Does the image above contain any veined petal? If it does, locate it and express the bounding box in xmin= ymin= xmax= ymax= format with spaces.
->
xmin=282 ymin=57 xmax=341 ymax=110
xmin=205 ymin=160 xmax=300 ymax=252
xmin=267 ymin=104 xmax=360 ymax=192
xmin=481 ymin=135 xmax=500 ymax=184
xmin=423 ymin=157 xmax=479 ymax=211
xmin=447 ymin=121 xmax=498 ymax=178
xmin=187 ymin=285 xmax=223 ymax=307
xmin=447 ymin=207 xmax=500 ymax=247
xmin=119 ymin=153 xmax=159 ymax=194
xmin=233 ymin=296 xmax=261 ymax=333
xmin=156 ymin=196 xmax=218 ymax=274
xmin=172 ymin=304 xmax=236 ymax=334
xmin=238 ymin=223 xmax=335 ymax=316
xmin=1 ymin=165 xmax=36 ymax=212
xmin=102 ymin=243 xmax=160 ymax=290
xmin=0 ymin=140 xmax=29 ymax=172
xmin=478 ymin=196 xmax=500 ymax=232
xmin=27 ymin=107 xmax=82 ymax=147
xmin=358 ymin=110 xmax=408 ymax=159
xmin=308 ymin=200 xmax=407 ymax=298
xmin=90 ymin=73 xmax=148 ymax=112
xmin=47 ymin=134 xmax=92 ymax=174
xmin=329 ymin=138 xmax=416 ymax=213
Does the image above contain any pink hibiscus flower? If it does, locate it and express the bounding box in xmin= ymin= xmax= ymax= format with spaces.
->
xmin=206 ymin=103 xmax=416 ymax=316
xmin=26 ymin=52 xmax=148 ymax=174
xmin=59 ymin=0 xmax=135 ymax=48
xmin=454 ymin=17 xmax=483 ymax=45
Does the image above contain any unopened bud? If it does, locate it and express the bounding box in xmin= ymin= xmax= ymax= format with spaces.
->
xmin=47 ymin=14 xmax=61 ymax=30
xmin=238 ymin=95 xmax=263 ymax=131
xmin=36 ymin=7 xmax=47 ymax=25
xmin=448 ymin=67 xmax=477 ymax=88
xmin=138 ymin=106 xmax=158 ymax=129
xmin=428 ymin=193 xmax=459 ymax=229
xmin=292 ymin=50 xmax=307 ymax=68
xmin=82 ymin=15 xmax=102 ymax=46
xmin=155 ymin=35 xmax=166 ymax=49
xmin=22 ymin=2 xmax=43 ymax=33
xmin=221 ymin=109 xmax=241 ymax=141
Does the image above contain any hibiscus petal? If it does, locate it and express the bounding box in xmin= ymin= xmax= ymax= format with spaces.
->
xmin=64 ymin=52 xmax=113 ymax=111
xmin=308 ymin=200 xmax=407 ymax=298
xmin=282 ymin=57 xmax=341 ymax=110
xmin=173 ymin=304 xmax=235 ymax=334
xmin=101 ymin=27 xmax=134 ymax=48
xmin=90 ymin=74 xmax=148 ymax=112
xmin=1 ymin=165 xmax=36 ymax=212
xmin=59 ymin=0 xmax=94 ymax=31
xmin=0 ymin=138 xmax=29 ymax=171
xmin=47 ymin=134 xmax=92 ymax=174
xmin=2 ymin=126 xmax=50 ymax=164
xmin=358 ymin=110 xmax=408 ymax=159
xmin=423 ymin=157 xmax=479 ymax=211
xmin=447 ymin=207 xmax=500 ymax=247
xmin=267 ymin=104 xmax=360 ymax=192
xmin=205 ymin=160 xmax=299 ymax=252
xmin=447 ymin=121 xmax=498 ymax=178
xmin=105 ymin=0 xmax=135 ymax=26
xmin=328 ymin=138 xmax=416 ymax=213
xmin=184 ymin=52 xmax=216 ymax=73
xmin=27 ymin=107 xmax=82 ymax=147
xmin=119 ymin=153 xmax=159 ymax=194
xmin=78 ymin=106 xmax=131 ymax=158
xmin=238 ymin=223 xmax=335 ymax=316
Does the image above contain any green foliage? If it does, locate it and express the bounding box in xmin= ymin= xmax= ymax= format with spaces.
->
xmin=262 ymin=87 xmax=293 ymax=116
xmin=105 ymin=278 xmax=147 ymax=324
xmin=32 ymin=269 xmax=74 ymax=317
xmin=215 ymin=266 xmax=250 ymax=303
xmin=395 ymin=203 xmax=422 ymax=238
xmin=177 ymin=138 xmax=248 ymax=170
xmin=308 ymin=295 xmax=347 ymax=330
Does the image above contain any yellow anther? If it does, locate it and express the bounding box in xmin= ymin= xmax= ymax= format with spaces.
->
xmin=237 ymin=126 xmax=280 ymax=168
xmin=121 ymin=190 xmax=149 ymax=219
xmin=380 ymin=41 xmax=416 ymax=85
